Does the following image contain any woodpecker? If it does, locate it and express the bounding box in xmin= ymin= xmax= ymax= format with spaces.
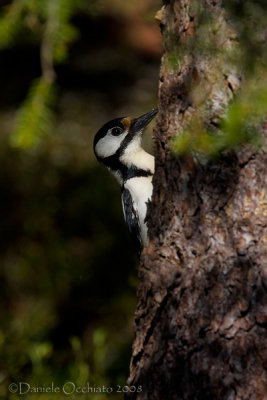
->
xmin=93 ymin=109 xmax=157 ymax=256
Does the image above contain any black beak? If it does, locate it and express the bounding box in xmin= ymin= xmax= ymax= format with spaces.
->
xmin=130 ymin=109 xmax=158 ymax=134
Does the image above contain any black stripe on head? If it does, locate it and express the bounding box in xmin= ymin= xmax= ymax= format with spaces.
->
xmin=115 ymin=127 xmax=136 ymax=158
xmin=114 ymin=109 xmax=158 ymax=159
xmin=93 ymin=117 xmax=125 ymax=158
xmin=100 ymin=127 xmax=139 ymax=177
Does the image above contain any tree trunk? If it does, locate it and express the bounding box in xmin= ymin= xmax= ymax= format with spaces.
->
xmin=127 ymin=1 xmax=267 ymax=399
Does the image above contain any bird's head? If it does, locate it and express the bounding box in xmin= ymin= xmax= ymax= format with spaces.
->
xmin=93 ymin=109 xmax=157 ymax=166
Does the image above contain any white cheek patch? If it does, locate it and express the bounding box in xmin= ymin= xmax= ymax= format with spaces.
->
xmin=95 ymin=130 xmax=128 ymax=159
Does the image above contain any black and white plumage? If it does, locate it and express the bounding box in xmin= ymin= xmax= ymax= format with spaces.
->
xmin=93 ymin=109 xmax=157 ymax=256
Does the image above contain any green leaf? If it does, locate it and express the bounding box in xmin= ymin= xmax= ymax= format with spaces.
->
xmin=45 ymin=0 xmax=79 ymax=64
xmin=0 ymin=0 xmax=25 ymax=48
xmin=10 ymin=77 xmax=56 ymax=148
xmin=172 ymin=72 xmax=267 ymax=157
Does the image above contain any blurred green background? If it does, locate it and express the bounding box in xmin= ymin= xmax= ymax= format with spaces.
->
xmin=0 ymin=1 xmax=161 ymax=398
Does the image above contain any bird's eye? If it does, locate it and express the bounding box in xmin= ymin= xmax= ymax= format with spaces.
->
xmin=111 ymin=127 xmax=123 ymax=136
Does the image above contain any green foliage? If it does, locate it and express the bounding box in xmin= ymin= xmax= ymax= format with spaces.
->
xmin=10 ymin=77 xmax=55 ymax=148
xmin=171 ymin=0 xmax=267 ymax=158
xmin=0 ymin=0 xmax=26 ymax=48
xmin=0 ymin=0 xmax=78 ymax=58
xmin=223 ymin=0 xmax=267 ymax=72
xmin=173 ymin=76 xmax=267 ymax=157
xmin=42 ymin=0 xmax=79 ymax=64
xmin=0 ymin=0 xmax=160 ymax=148
xmin=0 ymin=0 xmax=79 ymax=148
xmin=221 ymin=76 xmax=267 ymax=137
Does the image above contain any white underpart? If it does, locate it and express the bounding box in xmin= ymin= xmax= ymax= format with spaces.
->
xmin=123 ymin=175 xmax=153 ymax=246
xmin=94 ymin=129 xmax=128 ymax=159
xmin=121 ymin=134 xmax=155 ymax=245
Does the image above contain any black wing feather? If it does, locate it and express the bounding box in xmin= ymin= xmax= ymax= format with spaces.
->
xmin=121 ymin=188 xmax=142 ymax=257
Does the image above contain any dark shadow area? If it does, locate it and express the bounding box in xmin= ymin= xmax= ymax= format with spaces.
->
xmin=0 ymin=3 xmax=161 ymax=398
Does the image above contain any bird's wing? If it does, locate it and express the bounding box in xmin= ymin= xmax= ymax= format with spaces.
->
xmin=121 ymin=187 xmax=143 ymax=257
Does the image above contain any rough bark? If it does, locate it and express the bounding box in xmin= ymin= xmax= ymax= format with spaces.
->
xmin=127 ymin=1 xmax=267 ymax=399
